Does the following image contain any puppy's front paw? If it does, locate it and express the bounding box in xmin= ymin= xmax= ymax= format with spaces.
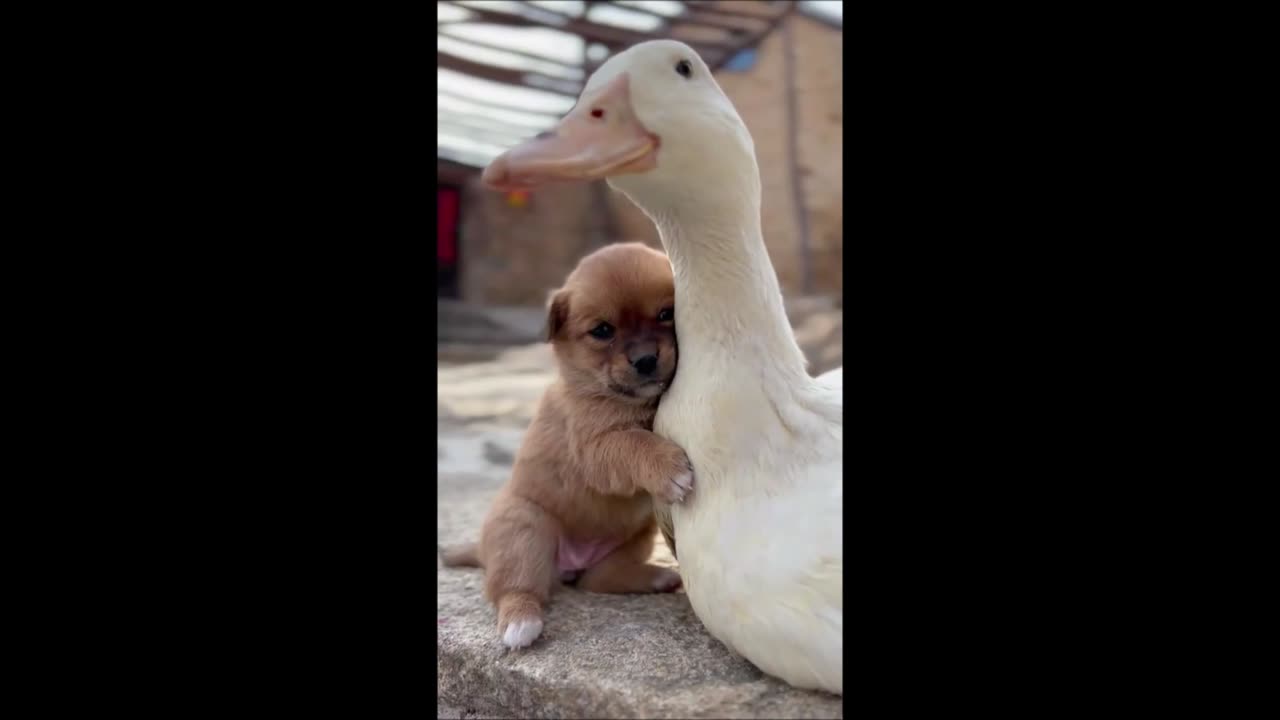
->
xmin=666 ymin=468 xmax=694 ymax=503
xmin=648 ymin=447 xmax=695 ymax=504
xmin=502 ymin=617 xmax=543 ymax=649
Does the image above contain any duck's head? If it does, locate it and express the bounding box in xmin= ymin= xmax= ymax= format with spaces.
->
xmin=482 ymin=40 xmax=758 ymax=216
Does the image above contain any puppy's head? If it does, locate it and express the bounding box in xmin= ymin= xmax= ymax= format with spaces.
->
xmin=546 ymin=242 xmax=677 ymax=404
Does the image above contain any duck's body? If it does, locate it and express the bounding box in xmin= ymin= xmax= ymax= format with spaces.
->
xmin=648 ymin=179 xmax=843 ymax=695
xmin=483 ymin=39 xmax=842 ymax=695
xmin=658 ymin=364 xmax=842 ymax=693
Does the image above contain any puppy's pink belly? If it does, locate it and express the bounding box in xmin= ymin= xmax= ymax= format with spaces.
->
xmin=557 ymin=537 xmax=623 ymax=573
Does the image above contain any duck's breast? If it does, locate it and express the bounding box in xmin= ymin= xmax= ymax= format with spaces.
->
xmin=674 ymin=453 xmax=843 ymax=693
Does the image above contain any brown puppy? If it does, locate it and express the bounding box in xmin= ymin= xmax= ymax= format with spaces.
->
xmin=440 ymin=242 xmax=692 ymax=649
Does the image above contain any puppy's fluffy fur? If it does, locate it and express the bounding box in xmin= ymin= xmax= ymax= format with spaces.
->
xmin=440 ymin=242 xmax=692 ymax=649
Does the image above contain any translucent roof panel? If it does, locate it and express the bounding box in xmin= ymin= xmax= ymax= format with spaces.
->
xmin=441 ymin=24 xmax=586 ymax=66
xmin=438 ymin=1 xmax=826 ymax=168
xmin=437 ymin=70 xmax=577 ymax=115
xmin=615 ymin=1 xmax=684 ymax=18
xmin=586 ymin=4 xmax=664 ymax=31
xmin=800 ymin=1 xmax=843 ymax=26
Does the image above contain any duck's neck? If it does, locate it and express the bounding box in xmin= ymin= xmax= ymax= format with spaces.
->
xmin=650 ymin=199 xmax=809 ymax=382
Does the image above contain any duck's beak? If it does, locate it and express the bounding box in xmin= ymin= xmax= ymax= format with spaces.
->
xmin=482 ymin=73 xmax=658 ymax=191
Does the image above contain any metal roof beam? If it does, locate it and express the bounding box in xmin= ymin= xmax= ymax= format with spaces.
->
xmin=438 ymin=30 xmax=586 ymax=74
xmin=442 ymin=1 xmax=735 ymax=52
xmin=606 ymin=1 xmax=763 ymax=34
xmin=437 ymin=89 xmax=566 ymax=121
xmin=683 ymin=1 xmax=787 ymax=21
xmin=437 ymin=49 xmax=583 ymax=97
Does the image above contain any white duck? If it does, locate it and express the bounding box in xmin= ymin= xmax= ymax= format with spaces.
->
xmin=484 ymin=40 xmax=842 ymax=695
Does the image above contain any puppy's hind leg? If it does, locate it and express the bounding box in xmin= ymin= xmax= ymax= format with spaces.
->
xmin=576 ymin=524 xmax=681 ymax=594
xmin=481 ymin=497 xmax=559 ymax=649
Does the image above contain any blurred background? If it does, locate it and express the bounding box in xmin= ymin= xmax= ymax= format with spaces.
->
xmin=437 ymin=0 xmax=843 ymax=448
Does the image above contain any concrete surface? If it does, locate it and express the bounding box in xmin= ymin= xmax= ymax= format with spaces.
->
xmin=438 ymin=300 xmax=547 ymax=347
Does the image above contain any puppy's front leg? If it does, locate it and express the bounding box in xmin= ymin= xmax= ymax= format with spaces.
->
xmin=578 ymin=429 xmax=693 ymax=504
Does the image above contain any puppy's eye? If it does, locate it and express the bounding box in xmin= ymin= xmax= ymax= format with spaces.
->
xmin=589 ymin=323 xmax=614 ymax=340
xmin=657 ymin=308 xmax=674 ymax=322
xmin=675 ymin=59 xmax=692 ymax=78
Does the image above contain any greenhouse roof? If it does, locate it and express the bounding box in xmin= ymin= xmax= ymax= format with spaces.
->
xmin=437 ymin=1 xmax=840 ymax=168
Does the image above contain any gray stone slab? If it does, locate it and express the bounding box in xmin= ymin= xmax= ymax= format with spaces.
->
xmin=438 ymin=300 xmax=548 ymax=346
xmin=436 ymin=469 xmax=842 ymax=719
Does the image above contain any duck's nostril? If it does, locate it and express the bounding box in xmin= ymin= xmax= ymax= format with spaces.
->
xmin=590 ymin=108 xmax=605 ymax=119
xmin=535 ymin=130 xmax=555 ymax=140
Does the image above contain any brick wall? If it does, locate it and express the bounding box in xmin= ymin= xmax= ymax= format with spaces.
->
xmin=454 ymin=13 xmax=841 ymax=306
xmin=791 ymin=14 xmax=844 ymax=298
xmin=457 ymin=179 xmax=662 ymax=305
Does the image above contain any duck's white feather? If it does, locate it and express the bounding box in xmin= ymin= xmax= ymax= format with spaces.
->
xmin=817 ymin=366 xmax=843 ymax=394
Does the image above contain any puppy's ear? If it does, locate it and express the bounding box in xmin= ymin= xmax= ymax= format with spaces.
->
xmin=546 ymin=289 xmax=570 ymax=342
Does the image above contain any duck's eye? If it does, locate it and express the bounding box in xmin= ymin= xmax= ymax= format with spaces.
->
xmin=589 ymin=323 xmax=615 ymax=340
xmin=675 ymin=59 xmax=692 ymax=78
xmin=657 ymin=308 xmax=674 ymax=323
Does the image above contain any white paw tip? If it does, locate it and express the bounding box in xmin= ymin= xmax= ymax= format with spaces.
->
xmin=502 ymin=618 xmax=543 ymax=649
xmin=673 ymin=471 xmax=693 ymax=490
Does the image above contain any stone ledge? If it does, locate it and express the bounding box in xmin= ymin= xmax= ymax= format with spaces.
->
xmin=438 ymin=300 xmax=547 ymax=346
xmin=437 ymin=467 xmax=842 ymax=719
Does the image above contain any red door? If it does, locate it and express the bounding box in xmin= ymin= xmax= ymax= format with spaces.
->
xmin=438 ymin=186 xmax=460 ymax=297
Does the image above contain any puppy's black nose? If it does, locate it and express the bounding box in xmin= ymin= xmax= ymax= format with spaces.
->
xmin=632 ymin=354 xmax=658 ymax=375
